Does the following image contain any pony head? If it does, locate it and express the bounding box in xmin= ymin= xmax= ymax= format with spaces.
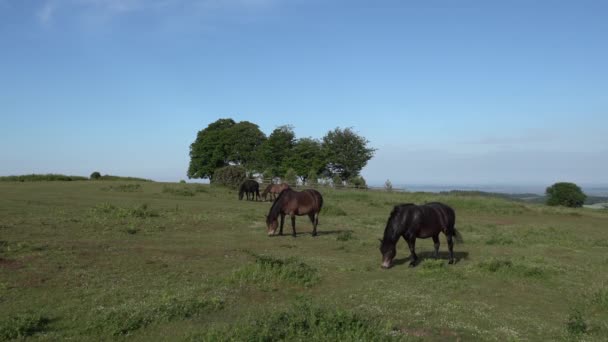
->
xmin=266 ymin=216 xmax=278 ymax=236
xmin=379 ymin=238 xmax=396 ymax=269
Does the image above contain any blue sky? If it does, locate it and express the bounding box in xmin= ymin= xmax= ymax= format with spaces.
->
xmin=1 ymin=0 xmax=607 ymax=187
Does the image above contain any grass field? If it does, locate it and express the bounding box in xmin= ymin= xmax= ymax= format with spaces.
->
xmin=1 ymin=181 xmax=608 ymax=341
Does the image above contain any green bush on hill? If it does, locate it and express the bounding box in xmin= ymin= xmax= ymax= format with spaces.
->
xmin=546 ymin=182 xmax=586 ymax=208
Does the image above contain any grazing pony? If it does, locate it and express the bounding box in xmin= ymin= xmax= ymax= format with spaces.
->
xmin=261 ymin=183 xmax=290 ymax=201
xmin=379 ymin=202 xmax=461 ymax=268
xmin=239 ymin=180 xmax=260 ymax=201
xmin=266 ymin=188 xmax=323 ymax=237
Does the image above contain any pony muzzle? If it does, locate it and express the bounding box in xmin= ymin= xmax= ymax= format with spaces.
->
xmin=381 ymin=259 xmax=392 ymax=269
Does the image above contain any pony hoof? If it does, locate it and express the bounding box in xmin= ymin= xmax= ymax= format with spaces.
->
xmin=448 ymin=259 xmax=455 ymax=265
xmin=408 ymin=262 xmax=417 ymax=268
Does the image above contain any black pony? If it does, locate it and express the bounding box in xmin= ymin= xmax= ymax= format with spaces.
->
xmin=379 ymin=202 xmax=462 ymax=268
xmin=239 ymin=180 xmax=260 ymax=201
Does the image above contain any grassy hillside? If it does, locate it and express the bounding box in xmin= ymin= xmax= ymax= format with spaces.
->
xmin=1 ymin=181 xmax=607 ymax=341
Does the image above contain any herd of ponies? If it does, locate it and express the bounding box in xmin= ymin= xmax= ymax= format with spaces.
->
xmin=238 ymin=179 xmax=462 ymax=269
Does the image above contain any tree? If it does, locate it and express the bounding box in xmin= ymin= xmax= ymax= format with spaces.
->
xmin=283 ymin=138 xmax=326 ymax=183
xmin=256 ymin=125 xmax=295 ymax=177
xmin=212 ymin=165 xmax=247 ymax=189
xmin=546 ymin=182 xmax=586 ymax=207
xmin=90 ymin=171 xmax=101 ymax=180
xmin=188 ymin=118 xmax=266 ymax=180
xmin=385 ymin=179 xmax=393 ymax=192
xmin=284 ymin=168 xmax=298 ymax=186
xmin=307 ymin=169 xmax=318 ymax=186
xmin=322 ymin=127 xmax=376 ymax=181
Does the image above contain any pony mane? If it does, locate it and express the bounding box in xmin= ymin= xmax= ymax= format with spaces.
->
xmin=382 ymin=203 xmax=416 ymax=242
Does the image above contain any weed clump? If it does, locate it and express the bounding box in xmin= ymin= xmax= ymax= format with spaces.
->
xmin=91 ymin=203 xmax=159 ymax=219
xmin=92 ymin=296 xmax=223 ymax=336
xmin=102 ymin=184 xmax=142 ymax=192
xmin=336 ymin=231 xmax=354 ymax=241
xmin=566 ymin=309 xmax=587 ymax=335
xmin=322 ymin=204 xmax=347 ymax=216
xmin=233 ymin=254 xmax=319 ymax=287
xmin=477 ymin=258 xmax=546 ymax=278
xmin=162 ymin=186 xmax=195 ymax=197
xmin=0 ymin=312 xmax=50 ymax=340
xmin=194 ymin=301 xmax=395 ymax=341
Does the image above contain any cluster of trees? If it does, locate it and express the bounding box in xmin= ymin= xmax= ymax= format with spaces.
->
xmin=187 ymin=118 xmax=375 ymax=185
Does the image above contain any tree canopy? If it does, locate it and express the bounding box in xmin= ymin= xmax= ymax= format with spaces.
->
xmin=322 ymin=127 xmax=376 ymax=181
xmin=188 ymin=119 xmax=265 ymax=179
xmin=188 ymin=120 xmax=376 ymax=182
xmin=546 ymin=182 xmax=587 ymax=208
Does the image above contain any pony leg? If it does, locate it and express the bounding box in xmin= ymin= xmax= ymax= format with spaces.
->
xmin=447 ymin=234 xmax=455 ymax=264
xmin=279 ymin=214 xmax=285 ymax=235
xmin=291 ymin=215 xmax=297 ymax=237
xmin=406 ymin=237 xmax=418 ymax=267
xmin=432 ymin=234 xmax=440 ymax=259
xmin=308 ymin=213 xmax=317 ymax=237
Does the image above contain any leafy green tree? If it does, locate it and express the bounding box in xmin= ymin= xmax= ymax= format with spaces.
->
xmin=307 ymin=169 xmax=318 ymax=186
xmin=262 ymin=168 xmax=273 ymax=183
xmin=225 ymin=121 xmax=266 ymax=170
xmin=283 ymin=138 xmax=326 ymax=183
xmin=322 ymin=127 xmax=376 ymax=181
xmin=546 ymin=182 xmax=587 ymax=207
xmin=90 ymin=171 xmax=101 ymax=180
xmin=188 ymin=119 xmax=266 ymax=180
xmin=212 ymin=165 xmax=247 ymax=189
xmin=256 ymin=125 xmax=295 ymax=177
xmin=284 ymin=168 xmax=298 ymax=186
xmin=384 ymin=179 xmax=393 ymax=192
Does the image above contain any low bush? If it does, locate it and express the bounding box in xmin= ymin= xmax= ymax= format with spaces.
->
xmin=232 ymin=254 xmax=319 ymax=287
xmin=91 ymin=296 xmax=223 ymax=336
xmin=193 ymin=301 xmax=395 ymax=341
xmin=0 ymin=174 xmax=88 ymax=182
xmin=0 ymin=312 xmax=50 ymax=340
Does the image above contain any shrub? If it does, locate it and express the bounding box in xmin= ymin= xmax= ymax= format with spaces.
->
xmin=336 ymin=230 xmax=354 ymax=241
xmin=0 ymin=312 xmax=50 ymax=340
xmin=0 ymin=174 xmax=88 ymax=182
xmin=162 ymin=186 xmax=195 ymax=196
xmin=90 ymin=171 xmax=101 ymax=180
xmin=384 ymin=179 xmax=393 ymax=192
xmin=546 ymin=182 xmax=586 ymax=208
xmin=92 ymin=296 xmax=224 ymax=336
xmin=232 ymin=254 xmax=319 ymax=287
xmin=348 ymin=175 xmax=367 ymax=189
xmin=195 ymin=301 xmax=395 ymax=341
xmin=566 ymin=309 xmax=587 ymax=335
xmin=179 ymin=180 xmax=186 ymax=184
xmin=212 ymin=165 xmax=247 ymax=189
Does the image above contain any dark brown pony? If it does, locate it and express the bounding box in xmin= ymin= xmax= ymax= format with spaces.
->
xmin=266 ymin=188 xmax=323 ymax=237
xmin=261 ymin=183 xmax=290 ymax=201
xmin=239 ymin=180 xmax=260 ymax=201
xmin=379 ymin=202 xmax=462 ymax=268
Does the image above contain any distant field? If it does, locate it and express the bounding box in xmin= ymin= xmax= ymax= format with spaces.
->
xmin=1 ymin=181 xmax=608 ymax=341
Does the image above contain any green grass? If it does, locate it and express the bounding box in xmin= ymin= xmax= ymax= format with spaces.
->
xmin=1 ymin=181 xmax=608 ymax=340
